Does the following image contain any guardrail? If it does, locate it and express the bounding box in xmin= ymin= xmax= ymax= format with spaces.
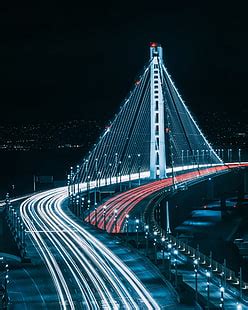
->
xmin=150 ymin=208 xmax=248 ymax=304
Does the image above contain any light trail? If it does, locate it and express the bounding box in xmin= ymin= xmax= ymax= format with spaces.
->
xmin=19 ymin=163 xmax=248 ymax=308
xmin=20 ymin=189 xmax=74 ymax=309
xmin=87 ymin=163 xmax=248 ymax=233
xmin=20 ymin=186 xmax=160 ymax=309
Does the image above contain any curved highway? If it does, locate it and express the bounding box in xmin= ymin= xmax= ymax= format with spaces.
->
xmin=87 ymin=164 xmax=248 ymax=233
xmin=19 ymin=163 xmax=248 ymax=308
xmin=20 ymin=189 xmax=160 ymax=309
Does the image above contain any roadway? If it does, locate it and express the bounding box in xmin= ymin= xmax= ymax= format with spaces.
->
xmin=17 ymin=188 xmax=178 ymax=309
xmin=7 ymin=162 xmax=247 ymax=308
xmin=87 ymin=164 xmax=248 ymax=233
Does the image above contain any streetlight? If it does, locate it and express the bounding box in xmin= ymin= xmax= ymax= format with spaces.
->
xmin=237 ymin=303 xmax=242 ymax=310
xmin=128 ymin=155 xmax=131 ymax=188
xmin=17 ymin=217 xmax=21 ymax=243
xmin=119 ymin=161 xmax=122 ymax=191
xmin=81 ymin=197 xmax=85 ymax=218
xmin=103 ymin=205 xmax=106 ymax=230
xmin=220 ymin=286 xmax=224 ymax=308
xmin=87 ymin=174 xmax=90 ymax=202
xmin=238 ymin=148 xmax=241 ymax=163
xmin=87 ymin=199 xmax=91 ymax=224
xmin=135 ymin=219 xmax=139 ymax=248
xmin=109 ymin=163 xmax=112 ymax=184
xmin=104 ymin=154 xmax=107 ymax=185
xmin=76 ymin=164 xmax=80 ymax=194
xmin=145 ymin=225 xmax=149 ymax=256
xmin=173 ymin=249 xmax=178 ymax=288
xmin=153 ymin=231 xmax=158 ymax=264
xmin=202 ymin=149 xmax=205 ymax=164
xmin=137 ymin=154 xmax=141 ymax=185
xmin=125 ymin=214 xmax=129 ymax=244
xmin=167 ymin=243 xmax=172 ymax=280
xmin=194 ymin=259 xmax=199 ymax=303
xmin=181 ymin=150 xmax=184 ymax=169
xmin=196 ymin=150 xmax=199 ymax=169
xmin=94 ymin=159 xmax=98 ymax=206
xmin=161 ymin=236 xmax=165 ymax=266
xmin=76 ymin=195 xmax=80 ymax=217
xmin=94 ymin=203 xmax=98 ymax=227
xmin=239 ymin=266 xmax=243 ymax=299
xmin=115 ymin=153 xmax=118 ymax=184
xmin=206 ymin=271 xmax=211 ymax=309
xmin=114 ymin=209 xmax=118 ymax=233
xmin=67 ymin=174 xmax=71 ymax=197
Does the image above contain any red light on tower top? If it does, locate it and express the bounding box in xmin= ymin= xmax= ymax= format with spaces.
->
xmin=150 ymin=42 xmax=158 ymax=48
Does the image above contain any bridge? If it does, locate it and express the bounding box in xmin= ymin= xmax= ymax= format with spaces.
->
xmin=2 ymin=43 xmax=248 ymax=309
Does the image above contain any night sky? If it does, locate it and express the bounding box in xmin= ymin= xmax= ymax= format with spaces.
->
xmin=1 ymin=1 xmax=248 ymax=124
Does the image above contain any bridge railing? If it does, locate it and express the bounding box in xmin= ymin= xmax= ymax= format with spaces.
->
xmin=150 ymin=221 xmax=248 ymax=302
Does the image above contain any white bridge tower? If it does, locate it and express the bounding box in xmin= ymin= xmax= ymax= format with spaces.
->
xmin=149 ymin=42 xmax=166 ymax=179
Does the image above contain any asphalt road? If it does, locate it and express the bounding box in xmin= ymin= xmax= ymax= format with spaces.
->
xmin=14 ymin=187 xmax=179 ymax=309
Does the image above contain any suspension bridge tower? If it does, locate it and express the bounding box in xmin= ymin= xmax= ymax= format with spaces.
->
xmin=150 ymin=42 xmax=166 ymax=179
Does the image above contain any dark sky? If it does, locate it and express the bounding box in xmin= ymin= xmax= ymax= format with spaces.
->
xmin=1 ymin=1 xmax=248 ymax=124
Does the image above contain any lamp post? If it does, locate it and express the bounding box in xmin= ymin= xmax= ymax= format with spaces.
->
xmin=220 ymin=286 xmax=224 ymax=308
xmin=209 ymin=149 xmax=213 ymax=167
xmin=17 ymin=217 xmax=21 ymax=243
xmin=87 ymin=174 xmax=90 ymax=202
xmin=202 ymin=149 xmax=205 ymax=164
xmin=81 ymin=197 xmax=85 ymax=219
xmin=173 ymin=249 xmax=178 ymax=288
xmin=194 ymin=259 xmax=199 ymax=303
xmin=104 ymin=154 xmax=107 ymax=185
xmin=5 ymin=193 xmax=10 ymax=215
xmin=115 ymin=153 xmax=118 ymax=184
xmin=94 ymin=203 xmax=98 ymax=227
xmin=239 ymin=267 xmax=243 ymax=299
xmin=137 ymin=154 xmax=141 ymax=185
xmin=230 ymin=148 xmax=232 ymax=162
xmin=94 ymin=159 xmax=98 ymax=206
xmin=87 ymin=199 xmax=91 ymax=224
xmin=125 ymin=214 xmax=129 ymax=244
xmin=2 ymin=262 xmax=9 ymax=309
xmin=128 ymin=155 xmax=131 ymax=188
xmin=76 ymin=164 xmax=80 ymax=194
xmin=135 ymin=219 xmax=139 ymax=248
xmin=186 ymin=150 xmax=189 ymax=167
xmin=76 ymin=195 xmax=80 ymax=217
xmin=238 ymin=148 xmax=241 ymax=163
xmin=109 ymin=163 xmax=112 ymax=184
xmin=153 ymin=231 xmax=158 ymax=264
xmin=206 ymin=271 xmax=211 ymax=309
xmin=119 ymin=161 xmax=122 ymax=191
xmin=103 ymin=205 xmax=106 ymax=230
xmin=67 ymin=174 xmax=70 ymax=198
xmin=145 ymin=225 xmax=149 ymax=256
xmin=97 ymin=171 xmax=101 ymax=189
xmin=14 ymin=211 xmax=17 ymax=237
xmin=197 ymin=149 xmax=199 ymax=169
xmin=168 ymin=243 xmax=172 ymax=280
xmin=181 ymin=150 xmax=184 ymax=169
xmin=161 ymin=236 xmax=165 ymax=266
xmin=114 ymin=209 xmax=118 ymax=233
